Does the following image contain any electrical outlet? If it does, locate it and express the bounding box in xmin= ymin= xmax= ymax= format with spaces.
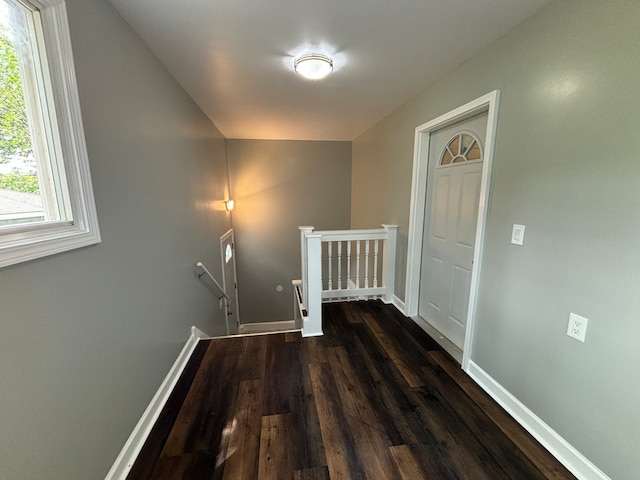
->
xmin=567 ymin=313 xmax=588 ymax=342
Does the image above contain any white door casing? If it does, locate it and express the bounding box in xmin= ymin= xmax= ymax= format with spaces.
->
xmin=405 ymin=90 xmax=500 ymax=370
xmin=220 ymin=229 xmax=240 ymax=331
xmin=418 ymin=120 xmax=486 ymax=350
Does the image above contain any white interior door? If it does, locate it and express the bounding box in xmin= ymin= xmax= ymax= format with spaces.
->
xmin=220 ymin=229 xmax=240 ymax=331
xmin=418 ymin=113 xmax=487 ymax=349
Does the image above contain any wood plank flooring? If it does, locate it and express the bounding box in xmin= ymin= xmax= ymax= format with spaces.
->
xmin=128 ymin=301 xmax=575 ymax=480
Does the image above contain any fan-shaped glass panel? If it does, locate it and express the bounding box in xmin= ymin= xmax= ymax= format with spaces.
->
xmin=439 ymin=132 xmax=483 ymax=167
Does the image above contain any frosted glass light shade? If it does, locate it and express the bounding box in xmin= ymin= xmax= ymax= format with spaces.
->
xmin=294 ymin=53 xmax=333 ymax=80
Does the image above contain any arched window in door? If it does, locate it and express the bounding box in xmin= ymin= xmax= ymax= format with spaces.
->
xmin=439 ymin=132 xmax=483 ymax=166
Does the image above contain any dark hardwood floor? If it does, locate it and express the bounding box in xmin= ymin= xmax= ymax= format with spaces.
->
xmin=128 ymin=301 xmax=575 ymax=480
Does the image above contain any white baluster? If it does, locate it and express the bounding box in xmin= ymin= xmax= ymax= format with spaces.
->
xmin=347 ymin=241 xmax=352 ymax=290
xmin=373 ymin=239 xmax=379 ymax=289
xmin=337 ymin=241 xmax=342 ymax=291
xmin=356 ymin=241 xmax=361 ymax=288
xmin=365 ymin=240 xmax=370 ymax=289
xmin=327 ymin=241 xmax=333 ymax=291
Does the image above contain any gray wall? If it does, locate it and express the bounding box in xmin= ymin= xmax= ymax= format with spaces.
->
xmin=0 ymin=0 xmax=232 ymax=478
xmin=351 ymin=1 xmax=640 ymax=478
xmin=227 ymin=139 xmax=351 ymax=324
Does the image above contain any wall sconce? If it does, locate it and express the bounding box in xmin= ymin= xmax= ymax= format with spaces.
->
xmin=224 ymin=200 xmax=235 ymax=212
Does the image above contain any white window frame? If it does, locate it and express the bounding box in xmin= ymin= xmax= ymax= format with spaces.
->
xmin=0 ymin=0 xmax=100 ymax=268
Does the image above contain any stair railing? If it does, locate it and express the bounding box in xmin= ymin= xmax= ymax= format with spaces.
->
xmin=195 ymin=261 xmax=230 ymax=335
xmin=295 ymin=225 xmax=398 ymax=337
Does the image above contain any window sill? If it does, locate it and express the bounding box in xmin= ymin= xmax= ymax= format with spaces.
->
xmin=0 ymin=221 xmax=101 ymax=268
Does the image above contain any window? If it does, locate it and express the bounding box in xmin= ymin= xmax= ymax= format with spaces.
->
xmin=0 ymin=0 xmax=100 ymax=268
xmin=439 ymin=132 xmax=482 ymax=167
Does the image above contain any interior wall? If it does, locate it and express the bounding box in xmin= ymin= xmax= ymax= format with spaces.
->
xmin=351 ymin=0 xmax=640 ymax=478
xmin=227 ymin=139 xmax=351 ymax=324
xmin=0 ymin=0 xmax=232 ymax=478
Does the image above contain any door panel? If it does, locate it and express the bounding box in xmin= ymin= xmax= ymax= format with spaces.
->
xmin=457 ymin=171 xmax=481 ymax=248
xmin=450 ymin=265 xmax=472 ymax=326
xmin=423 ymin=255 xmax=444 ymax=315
xmin=432 ymin=175 xmax=450 ymax=240
xmin=418 ymin=113 xmax=487 ymax=349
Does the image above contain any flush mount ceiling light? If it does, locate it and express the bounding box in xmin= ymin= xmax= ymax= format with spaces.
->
xmin=294 ymin=53 xmax=333 ymax=80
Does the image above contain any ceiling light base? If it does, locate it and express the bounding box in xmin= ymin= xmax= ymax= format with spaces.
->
xmin=294 ymin=53 xmax=333 ymax=80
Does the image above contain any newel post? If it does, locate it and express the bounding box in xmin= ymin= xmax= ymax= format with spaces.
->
xmin=304 ymin=233 xmax=323 ymax=337
xmin=382 ymin=224 xmax=398 ymax=304
xmin=298 ymin=226 xmax=314 ymax=307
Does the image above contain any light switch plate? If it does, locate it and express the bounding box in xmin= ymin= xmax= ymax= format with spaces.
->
xmin=511 ymin=224 xmax=526 ymax=245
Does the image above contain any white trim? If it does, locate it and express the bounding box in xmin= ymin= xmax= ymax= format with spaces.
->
xmin=105 ymin=328 xmax=203 ymax=480
xmin=346 ymin=279 xmax=366 ymax=300
xmin=404 ymin=90 xmax=501 ymax=370
xmin=218 ymin=329 xmax=299 ymax=339
xmin=381 ymin=224 xmax=398 ymax=303
xmin=0 ymin=1 xmax=101 ymax=268
xmin=466 ymin=361 xmax=610 ymax=480
xmin=304 ymin=233 xmax=323 ymax=337
xmin=190 ymin=326 xmax=209 ymax=339
xmin=392 ymin=295 xmax=405 ymax=313
xmin=311 ymin=227 xmax=388 ymax=240
xmin=301 ymin=318 xmax=324 ymax=337
xmin=323 ymin=287 xmax=385 ymax=299
xmin=238 ymin=320 xmax=297 ymax=334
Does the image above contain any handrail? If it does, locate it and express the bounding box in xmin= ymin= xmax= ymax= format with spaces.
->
xmin=195 ymin=261 xmax=228 ymax=300
xmin=311 ymin=227 xmax=388 ymax=240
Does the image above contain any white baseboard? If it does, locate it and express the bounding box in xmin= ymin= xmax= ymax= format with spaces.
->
xmin=239 ymin=320 xmax=297 ymax=334
xmin=466 ymin=361 xmax=610 ymax=480
xmin=105 ymin=327 xmax=205 ymax=480
xmin=301 ymin=317 xmax=323 ymax=337
xmin=191 ymin=325 xmax=210 ymax=338
xmin=391 ymin=295 xmax=406 ymax=314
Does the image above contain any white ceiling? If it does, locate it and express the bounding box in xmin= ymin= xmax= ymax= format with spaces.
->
xmin=106 ymin=0 xmax=551 ymax=141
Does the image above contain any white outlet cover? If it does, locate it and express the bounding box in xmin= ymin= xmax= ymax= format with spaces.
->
xmin=567 ymin=312 xmax=588 ymax=342
xmin=511 ymin=224 xmax=526 ymax=245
